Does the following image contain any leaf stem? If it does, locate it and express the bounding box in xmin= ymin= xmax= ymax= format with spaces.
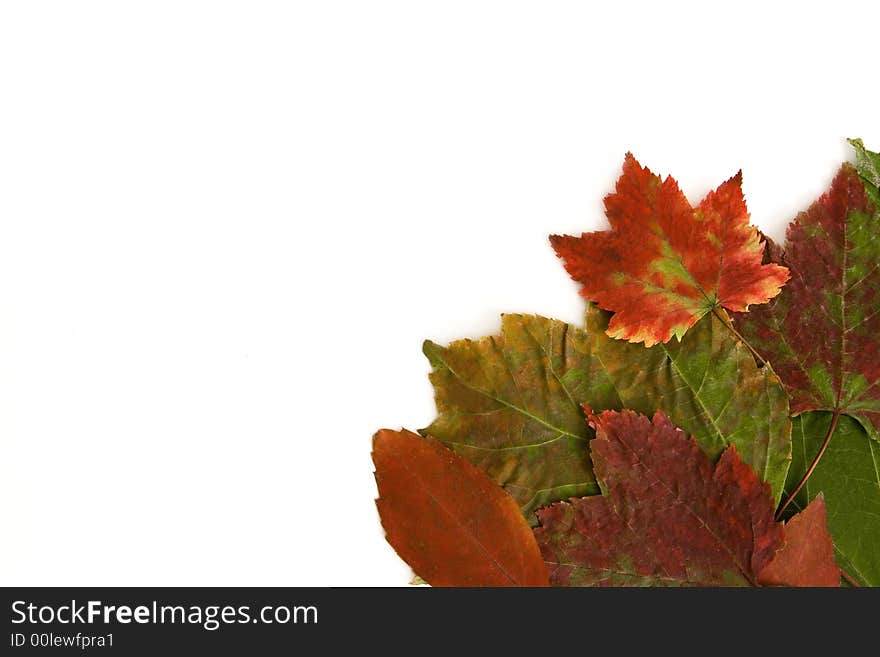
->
xmin=775 ymin=409 xmax=842 ymax=521
xmin=710 ymin=307 xmax=766 ymax=366
xmin=706 ymin=293 xmax=857 ymax=587
xmin=840 ymin=568 xmax=861 ymax=588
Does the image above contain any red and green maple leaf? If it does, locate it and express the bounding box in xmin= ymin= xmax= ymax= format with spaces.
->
xmin=372 ymin=428 xmax=549 ymax=587
xmin=551 ymin=154 xmax=789 ymax=346
xmin=732 ymin=141 xmax=880 ymax=442
xmin=533 ymin=409 xmax=838 ymax=587
xmin=731 ymin=139 xmax=880 ymax=586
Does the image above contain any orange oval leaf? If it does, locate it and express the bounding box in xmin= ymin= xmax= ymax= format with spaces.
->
xmin=373 ymin=428 xmax=549 ymax=587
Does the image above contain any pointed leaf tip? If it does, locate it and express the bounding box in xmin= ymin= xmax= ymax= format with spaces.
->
xmin=849 ymin=137 xmax=880 ymax=187
xmin=758 ymin=496 xmax=839 ymax=587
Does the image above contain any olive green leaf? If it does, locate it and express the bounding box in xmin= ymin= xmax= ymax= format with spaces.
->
xmin=422 ymin=314 xmax=609 ymax=519
xmin=422 ymin=305 xmax=791 ymax=520
xmin=587 ymin=305 xmax=791 ymax=503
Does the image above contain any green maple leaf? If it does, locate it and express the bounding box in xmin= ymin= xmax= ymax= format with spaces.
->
xmin=422 ymin=305 xmax=791 ymax=520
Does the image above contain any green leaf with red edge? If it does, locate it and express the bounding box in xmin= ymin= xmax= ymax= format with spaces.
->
xmin=550 ymin=153 xmax=789 ymax=346
xmin=533 ymin=409 xmax=836 ymax=587
xmin=372 ymin=428 xmax=549 ymax=587
xmin=731 ymin=142 xmax=880 ymax=442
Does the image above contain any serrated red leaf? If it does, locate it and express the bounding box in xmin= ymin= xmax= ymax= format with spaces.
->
xmin=758 ymin=497 xmax=839 ymax=587
xmin=732 ymin=163 xmax=880 ymax=440
xmin=373 ymin=428 xmax=549 ymax=587
xmin=550 ymin=154 xmax=789 ymax=346
xmin=534 ymin=409 xmax=785 ymax=586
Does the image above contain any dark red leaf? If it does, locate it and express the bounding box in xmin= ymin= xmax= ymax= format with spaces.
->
xmin=534 ymin=409 xmax=783 ymax=586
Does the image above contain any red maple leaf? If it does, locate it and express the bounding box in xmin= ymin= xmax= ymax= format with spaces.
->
xmin=550 ymin=154 xmax=789 ymax=346
xmin=533 ymin=409 xmax=837 ymax=586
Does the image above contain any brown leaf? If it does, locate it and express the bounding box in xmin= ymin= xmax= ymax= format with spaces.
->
xmin=373 ymin=428 xmax=549 ymax=587
xmin=758 ymin=496 xmax=840 ymax=587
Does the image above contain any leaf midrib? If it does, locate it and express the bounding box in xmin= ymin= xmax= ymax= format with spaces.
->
xmin=396 ymin=450 xmax=519 ymax=585
xmin=610 ymin=431 xmax=758 ymax=586
xmin=432 ymin=349 xmax=584 ymax=443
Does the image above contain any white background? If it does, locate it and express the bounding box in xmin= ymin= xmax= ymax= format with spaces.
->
xmin=1 ymin=2 xmax=878 ymax=586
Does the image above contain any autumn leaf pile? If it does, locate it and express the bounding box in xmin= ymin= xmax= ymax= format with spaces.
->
xmin=372 ymin=139 xmax=880 ymax=587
